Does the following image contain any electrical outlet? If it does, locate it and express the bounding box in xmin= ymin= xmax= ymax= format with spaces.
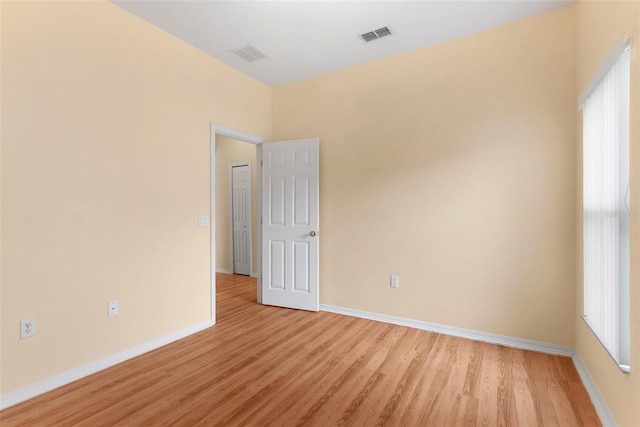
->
xmin=108 ymin=300 xmax=119 ymax=317
xmin=390 ymin=275 xmax=399 ymax=288
xmin=21 ymin=319 xmax=36 ymax=338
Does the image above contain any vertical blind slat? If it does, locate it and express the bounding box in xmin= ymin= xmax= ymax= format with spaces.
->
xmin=583 ymin=47 xmax=630 ymax=366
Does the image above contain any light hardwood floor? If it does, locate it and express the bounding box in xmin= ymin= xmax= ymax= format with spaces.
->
xmin=1 ymin=273 xmax=600 ymax=426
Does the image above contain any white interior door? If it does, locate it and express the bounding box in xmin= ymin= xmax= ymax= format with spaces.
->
xmin=262 ymin=138 xmax=319 ymax=311
xmin=232 ymin=164 xmax=251 ymax=276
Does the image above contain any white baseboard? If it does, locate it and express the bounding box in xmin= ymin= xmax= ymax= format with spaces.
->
xmin=216 ymin=268 xmax=257 ymax=278
xmin=572 ymin=353 xmax=617 ymax=426
xmin=319 ymin=304 xmax=574 ymax=356
xmin=0 ymin=319 xmax=214 ymax=410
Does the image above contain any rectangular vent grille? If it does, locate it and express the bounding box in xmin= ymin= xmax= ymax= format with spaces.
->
xmin=360 ymin=27 xmax=392 ymax=43
xmin=375 ymin=27 xmax=392 ymax=38
xmin=361 ymin=31 xmax=378 ymax=42
xmin=230 ymin=45 xmax=267 ymax=62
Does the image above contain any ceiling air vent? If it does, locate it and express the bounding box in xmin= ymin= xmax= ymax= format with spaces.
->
xmin=230 ymin=45 xmax=267 ymax=62
xmin=360 ymin=27 xmax=392 ymax=43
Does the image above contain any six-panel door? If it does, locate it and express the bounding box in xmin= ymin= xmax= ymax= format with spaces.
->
xmin=262 ymin=139 xmax=319 ymax=311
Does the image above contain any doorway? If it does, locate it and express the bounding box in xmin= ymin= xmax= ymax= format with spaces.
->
xmin=215 ymin=138 xmax=257 ymax=276
xmin=210 ymin=124 xmax=265 ymax=324
xmin=210 ymin=124 xmax=320 ymax=323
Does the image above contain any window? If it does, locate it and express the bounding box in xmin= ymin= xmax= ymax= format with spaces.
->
xmin=580 ymin=38 xmax=631 ymax=372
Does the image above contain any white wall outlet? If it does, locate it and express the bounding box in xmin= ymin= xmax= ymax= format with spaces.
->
xmin=108 ymin=300 xmax=119 ymax=317
xmin=198 ymin=214 xmax=209 ymax=227
xmin=390 ymin=275 xmax=399 ymax=288
xmin=21 ymin=319 xmax=36 ymax=338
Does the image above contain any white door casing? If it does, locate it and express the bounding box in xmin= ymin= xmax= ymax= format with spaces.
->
xmin=211 ymin=123 xmax=267 ymax=322
xmin=262 ymin=139 xmax=319 ymax=311
xmin=231 ymin=164 xmax=251 ymax=275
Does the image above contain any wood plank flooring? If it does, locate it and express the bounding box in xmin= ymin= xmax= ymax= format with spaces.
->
xmin=0 ymin=274 xmax=600 ymax=426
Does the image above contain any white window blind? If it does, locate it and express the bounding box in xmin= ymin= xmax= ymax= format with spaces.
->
xmin=581 ymin=38 xmax=631 ymax=372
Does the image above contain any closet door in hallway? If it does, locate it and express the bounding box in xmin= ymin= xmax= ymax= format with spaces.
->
xmin=232 ymin=164 xmax=251 ymax=276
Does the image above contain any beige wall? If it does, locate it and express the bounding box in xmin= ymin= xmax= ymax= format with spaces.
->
xmin=0 ymin=1 xmax=270 ymax=394
xmin=272 ymin=7 xmax=577 ymax=346
xmin=575 ymin=1 xmax=640 ymax=425
xmin=215 ymin=136 xmax=258 ymax=274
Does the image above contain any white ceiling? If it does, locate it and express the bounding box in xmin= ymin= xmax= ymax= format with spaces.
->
xmin=112 ymin=0 xmax=573 ymax=87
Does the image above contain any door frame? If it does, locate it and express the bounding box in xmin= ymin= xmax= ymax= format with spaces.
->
xmin=229 ymin=162 xmax=253 ymax=276
xmin=210 ymin=123 xmax=266 ymax=323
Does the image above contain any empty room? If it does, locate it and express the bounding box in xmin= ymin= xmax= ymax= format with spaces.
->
xmin=1 ymin=0 xmax=639 ymax=426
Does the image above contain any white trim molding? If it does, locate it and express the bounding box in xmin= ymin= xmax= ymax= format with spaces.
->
xmin=572 ymin=353 xmax=618 ymax=427
xmin=0 ymin=319 xmax=213 ymax=410
xmin=216 ymin=268 xmax=257 ymax=279
xmin=211 ymin=124 xmax=265 ymax=145
xmin=320 ymin=304 xmax=573 ymax=356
